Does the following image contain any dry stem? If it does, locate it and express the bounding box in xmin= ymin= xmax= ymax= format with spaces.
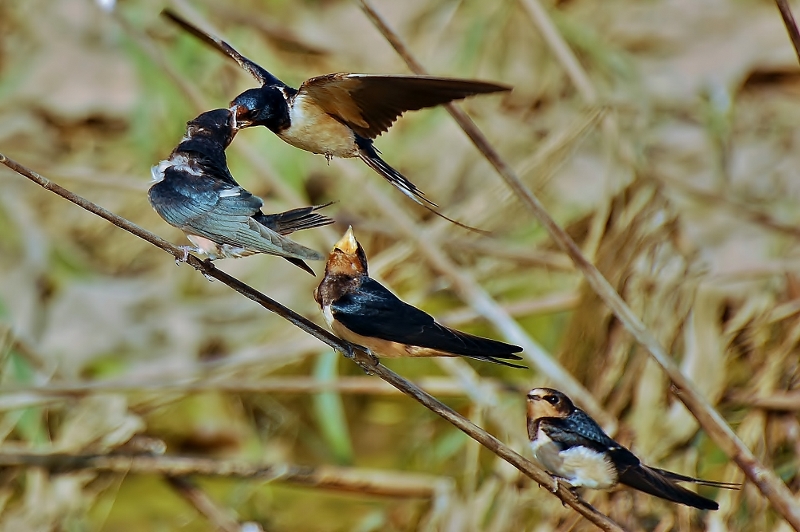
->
xmin=0 ymin=153 xmax=623 ymax=532
xmin=356 ymin=1 xmax=800 ymax=528
xmin=776 ymin=0 xmax=800 ymax=65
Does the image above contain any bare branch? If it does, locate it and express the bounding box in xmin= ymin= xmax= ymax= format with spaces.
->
xmin=0 ymin=153 xmax=623 ymax=531
xmin=355 ymin=1 xmax=800 ymax=527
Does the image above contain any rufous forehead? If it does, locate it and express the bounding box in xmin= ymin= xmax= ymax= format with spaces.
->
xmin=332 ymin=226 xmax=358 ymax=254
xmin=325 ymin=249 xmax=363 ymax=276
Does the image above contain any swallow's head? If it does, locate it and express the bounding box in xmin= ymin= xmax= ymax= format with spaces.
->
xmin=230 ymin=87 xmax=290 ymax=133
xmin=324 ymin=226 xmax=368 ymax=278
xmin=185 ymin=109 xmax=236 ymax=147
xmin=526 ymin=388 xmax=573 ymax=421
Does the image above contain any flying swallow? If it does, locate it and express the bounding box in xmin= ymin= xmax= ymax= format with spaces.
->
xmin=162 ymin=9 xmax=510 ymax=231
xmin=313 ymin=227 xmax=525 ymax=367
xmin=148 ymin=108 xmax=333 ymax=275
xmin=526 ymin=388 xmax=739 ymax=510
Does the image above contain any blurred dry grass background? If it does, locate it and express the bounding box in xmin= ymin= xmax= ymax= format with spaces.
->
xmin=0 ymin=0 xmax=799 ymax=530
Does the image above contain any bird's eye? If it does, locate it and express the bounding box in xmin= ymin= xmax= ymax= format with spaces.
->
xmin=545 ymin=395 xmax=559 ymax=405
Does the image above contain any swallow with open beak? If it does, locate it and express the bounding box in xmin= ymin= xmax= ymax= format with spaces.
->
xmin=162 ymin=10 xmax=510 ymax=231
xmin=148 ymin=108 xmax=333 ymax=275
xmin=313 ymin=227 xmax=525 ymax=367
xmin=526 ymin=388 xmax=739 ymax=510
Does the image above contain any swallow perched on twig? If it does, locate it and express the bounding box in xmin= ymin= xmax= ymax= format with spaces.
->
xmin=148 ymin=108 xmax=333 ymax=275
xmin=314 ymin=227 xmax=525 ymax=367
xmin=162 ymin=9 xmax=511 ymax=232
xmin=526 ymin=388 xmax=740 ymax=510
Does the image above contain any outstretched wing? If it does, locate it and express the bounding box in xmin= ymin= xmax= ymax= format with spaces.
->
xmin=162 ymin=9 xmax=285 ymax=88
xmin=331 ymin=278 xmax=522 ymax=362
xmin=300 ymin=74 xmax=510 ymax=138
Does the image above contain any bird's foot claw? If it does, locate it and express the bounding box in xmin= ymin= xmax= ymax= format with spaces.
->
xmin=342 ymin=344 xmax=356 ymax=360
xmin=175 ymin=246 xmax=199 ymax=265
xmin=342 ymin=344 xmax=378 ymax=375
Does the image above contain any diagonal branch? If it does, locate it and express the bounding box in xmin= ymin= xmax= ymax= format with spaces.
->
xmin=776 ymin=0 xmax=800 ymax=65
xmin=0 ymin=153 xmax=623 ymax=531
xmin=355 ymin=1 xmax=800 ymax=528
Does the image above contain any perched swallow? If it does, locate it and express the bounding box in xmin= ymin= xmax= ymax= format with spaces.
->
xmin=526 ymin=388 xmax=739 ymax=510
xmin=148 ymin=108 xmax=333 ymax=275
xmin=162 ymin=10 xmax=510 ymax=231
xmin=313 ymin=227 xmax=525 ymax=367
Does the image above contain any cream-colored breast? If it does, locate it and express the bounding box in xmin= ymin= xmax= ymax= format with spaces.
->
xmin=531 ymin=426 xmax=618 ymax=490
xmin=278 ymin=94 xmax=359 ymax=158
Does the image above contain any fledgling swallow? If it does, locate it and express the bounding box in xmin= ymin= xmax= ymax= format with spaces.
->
xmin=148 ymin=108 xmax=333 ymax=275
xmin=313 ymin=227 xmax=525 ymax=367
xmin=526 ymin=388 xmax=740 ymax=510
xmin=162 ymin=10 xmax=510 ymax=232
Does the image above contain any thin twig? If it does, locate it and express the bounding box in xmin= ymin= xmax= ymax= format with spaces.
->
xmin=776 ymin=0 xmax=800 ymax=65
xmin=730 ymin=391 xmax=800 ymax=411
xmin=336 ymin=159 xmax=616 ymax=430
xmin=355 ymin=2 xmax=800 ymax=528
xmin=0 ymin=452 xmax=450 ymax=499
xmin=165 ymin=476 xmax=243 ymax=532
xmin=0 ymin=376 xmax=483 ymax=402
xmin=517 ymin=0 xmax=597 ymax=104
xmin=653 ymin=174 xmax=800 ymax=240
xmin=0 ymin=154 xmax=623 ymax=532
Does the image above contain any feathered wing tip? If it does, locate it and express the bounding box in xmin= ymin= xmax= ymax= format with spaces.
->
xmin=443 ymin=327 xmax=526 ymax=368
xmin=161 ymin=9 xmax=284 ymax=88
xmin=283 ymin=257 xmax=316 ymax=276
xmin=355 ymin=142 xmax=490 ymax=235
xmin=619 ymin=465 xmax=721 ymax=510
xmin=256 ymin=203 xmax=336 ymax=235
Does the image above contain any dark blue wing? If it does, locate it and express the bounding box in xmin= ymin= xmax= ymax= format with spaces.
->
xmin=331 ymin=278 xmax=523 ymax=360
xmin=541 ymin=413 xmax=639 ymax=469
xmin=148 ymin=168 xmax=323 ymax=260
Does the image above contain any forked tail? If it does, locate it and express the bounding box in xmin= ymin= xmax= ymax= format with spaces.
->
xmin=355 ymin=138 xmax=489 ymax=235
xmin=256 ymin=203 xmax=335 ymax=235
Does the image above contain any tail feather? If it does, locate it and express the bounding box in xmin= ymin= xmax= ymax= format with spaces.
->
xmin=649 ymin=467 xmax=741 ymax=490
xmin=356 ymin=140 xmax=490 ymax=235
xmin=466 ymin=354 xmax=527 ymax=369
xmin=619 ymin=465 xmax=720 ymax=510
xmin=256 ymin=203 xmax=335 ymax=235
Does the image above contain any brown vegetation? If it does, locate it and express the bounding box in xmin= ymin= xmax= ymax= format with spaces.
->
xmin=0 ymin=0 xmax=799 ymax=530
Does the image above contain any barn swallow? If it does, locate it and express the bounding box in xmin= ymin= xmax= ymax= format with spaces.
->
xmin=313 ymin=227 xmax=525 ymax=367
xmin=162 ymin=9 xmax=510 ymax=232
xmin=526 ymin=388 xmax=739 ymax=510
xmin=148 ymin=108 xmax=333 ymax=275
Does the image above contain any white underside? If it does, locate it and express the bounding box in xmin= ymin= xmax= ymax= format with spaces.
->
xmin=530 ymin=427 xmax=618 ymax=489
xmin=186 ymin=235 xmax=254 ymax=260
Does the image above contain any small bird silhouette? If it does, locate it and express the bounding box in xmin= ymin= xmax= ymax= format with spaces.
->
xmin=162 ymin=9 xmax=510 ymax=231
xmin=148 ymin=108 xmax=333 ymax=275
xmin=526 ymin=388 xmax=740 ymax=510
xmin=314 ymin=227 xmax=525 ymax=367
